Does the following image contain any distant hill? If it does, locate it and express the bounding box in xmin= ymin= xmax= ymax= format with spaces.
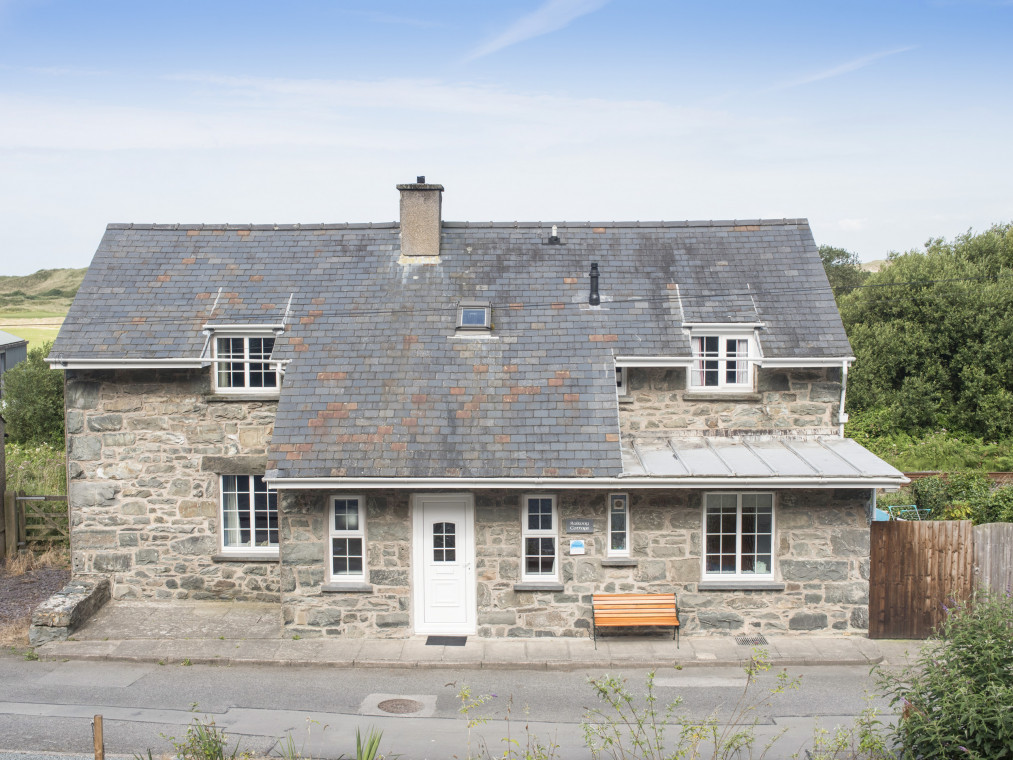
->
xmin=0 ymin=268 xmax=87 ymax=314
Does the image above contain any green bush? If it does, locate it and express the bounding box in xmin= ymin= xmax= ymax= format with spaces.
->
xmin=1 ymin=341 xmax=64 ymax=446
xmin=878 ymin=590 xmax=1013 ymax=759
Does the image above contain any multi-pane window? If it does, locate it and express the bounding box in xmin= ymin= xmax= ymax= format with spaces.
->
xmin=690 ymin=336 xmax=751 ymax=390
xmin=433 ymin=521 xmax=456 ymax=562
xmin=608 ymin=493 xmax=630 ymax=557
xmin=522 ymin=495 xmax=557 ymax=581
xmin=220 ymin=475 xmax=278 ymax=552
xmin=215 ymin=336 xmax=279 ymax=392
xmin=330 ymin=495 xmax=366 ymax=582
xmin=703 ymin=493 xmax=773 ymax=577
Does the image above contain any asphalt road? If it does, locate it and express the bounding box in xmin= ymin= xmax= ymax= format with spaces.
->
xmin=0 ymin=653 xmax=896 ymax=759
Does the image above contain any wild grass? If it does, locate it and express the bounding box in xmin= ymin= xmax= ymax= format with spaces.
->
xmin=5 ymin=442 xmax=67 ymax=494
xmin=3 ymin=546 xmax=69 ymax=576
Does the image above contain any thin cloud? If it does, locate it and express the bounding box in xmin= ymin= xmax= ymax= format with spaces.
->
xmin=343 ymin=10 xmax=444 ymax=29
xmin=466 ymin=0 xmax=610 ymax=61
xmin=767 ymin=46 xmax=916 ymax=92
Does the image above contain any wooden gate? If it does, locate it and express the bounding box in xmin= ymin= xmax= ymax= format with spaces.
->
xmin=2 ymin=491 xmax=69 ymax=558
xmin=868 ymin=520 xmax=975 ymax=639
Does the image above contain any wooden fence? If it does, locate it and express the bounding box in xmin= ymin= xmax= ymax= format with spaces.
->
xmin=868 ymin=520 xmax=975 ymax=639
xmin=975 ymin=522 xmax=1013 ymax=593
xmin=1 ymin=491 xmax=68 ymax=560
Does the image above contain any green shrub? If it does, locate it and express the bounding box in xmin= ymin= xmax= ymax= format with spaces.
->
xmin=1 ymin=341 xmax=64 ymax=446
xmin=878 ymin=589 xmax=1013 ymax=759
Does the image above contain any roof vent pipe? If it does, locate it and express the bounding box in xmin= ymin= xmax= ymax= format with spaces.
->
xmin=549 ymin=225 xmax=561 ymax=245
xmin=589 ymin=262 xmax=600 ymax=306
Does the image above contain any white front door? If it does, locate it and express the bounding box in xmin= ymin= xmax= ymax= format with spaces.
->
xmin=411 ymin=493 xmax=476 ymax=635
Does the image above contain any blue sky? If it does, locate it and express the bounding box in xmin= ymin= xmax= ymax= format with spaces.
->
xmin=1 ymin=0 xmax=1011 ymax=273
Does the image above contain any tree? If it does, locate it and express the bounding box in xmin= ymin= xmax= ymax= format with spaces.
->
xmin=840 ymin=223 xmax=1013 ymax=440
xmin=818 ymin=244 xmax=870 ymax=294
xmin=1 ymin=341 xmax=64 ymax=446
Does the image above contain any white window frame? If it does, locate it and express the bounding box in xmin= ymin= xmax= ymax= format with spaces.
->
xmin=521 ymin=494 xmax=558 ymax=582
xmin=688 ymin=329 xmax=757 ymax=391
xmin=702 ymin=492 xmax=775 ymax=580
xmin=212 ymin=332 xmax=282 ymax=395
xmin=329 ymin=494 xmax=367 ymax=583
xmin=615 ymin=366 xmax=628 ymax=397
xmin=607 ymin=493 xmax=630 ymax=558
xmin=219 ymin=474 xmax=278 ymax=555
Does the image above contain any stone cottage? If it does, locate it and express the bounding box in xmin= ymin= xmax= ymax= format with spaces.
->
xmin=49 ymin=179 xmax=906 ymax=639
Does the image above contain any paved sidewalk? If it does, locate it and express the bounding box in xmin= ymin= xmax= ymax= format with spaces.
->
xmin=35 ymin=600 xmax=925 ymax=670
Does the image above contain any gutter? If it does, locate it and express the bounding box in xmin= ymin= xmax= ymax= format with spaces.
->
xmin=614 ymin=356 xmax=856 ymax=368
xmin=46 ymin=357 xmax=292 ymax=370
xmin=266 ymin=474 xmax=908 ymax=491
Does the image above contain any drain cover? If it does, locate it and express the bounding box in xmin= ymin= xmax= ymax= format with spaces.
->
xmin=735 ymin=634 xmax=769 ymax=646
xmin=377 ymin=698 xmax=424 ymax=714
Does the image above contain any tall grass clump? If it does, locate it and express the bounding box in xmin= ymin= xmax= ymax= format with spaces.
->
xmin=878 ymin=589 xmax=1013 ymax=759
xmin=5 ymin=442 xmax=66 ymax=494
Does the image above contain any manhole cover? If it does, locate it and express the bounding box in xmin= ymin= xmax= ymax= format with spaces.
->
xmin=735 ymin=634 xmax=769 ymax=646
xmin=377 ymin=698 xmax=424 ymax=714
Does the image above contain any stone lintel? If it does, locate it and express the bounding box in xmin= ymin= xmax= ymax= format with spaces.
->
xmin=201 ymin=455 xmax=269 ymax=475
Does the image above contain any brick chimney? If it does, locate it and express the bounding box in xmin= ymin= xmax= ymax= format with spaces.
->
xmin=397 ymin=176 xmax=444 ymax=259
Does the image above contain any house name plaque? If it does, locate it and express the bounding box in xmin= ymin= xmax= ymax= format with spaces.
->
xmin=564 ymin=518 xmax=594 ymax=534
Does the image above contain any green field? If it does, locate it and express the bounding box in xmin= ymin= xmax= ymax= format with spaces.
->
xmin=0 ymin=268 xmax=85 ymax=350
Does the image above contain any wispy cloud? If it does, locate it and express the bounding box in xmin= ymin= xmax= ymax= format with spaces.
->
xmin=767 ymin=46 xmax=916 ymax=92
xmin=465 ymin=0 xmax=610 ymax=61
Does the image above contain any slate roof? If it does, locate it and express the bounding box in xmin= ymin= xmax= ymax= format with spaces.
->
xmin=0 ymin=330 xmax=28 ymax=349
xmin=53 ymin=219 xmax=853 ymax=480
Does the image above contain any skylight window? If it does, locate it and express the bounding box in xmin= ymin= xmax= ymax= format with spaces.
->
xmin=457 ymin=301 xmax=491 ymax=332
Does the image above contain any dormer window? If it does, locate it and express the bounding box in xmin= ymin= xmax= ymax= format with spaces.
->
xmin=689 ymin=334 xmax=754 ymax=391
xmin=213 ymin=335 xmax=281 ymax=394
xmin=457 ymin=301 xmax=491 ymax=332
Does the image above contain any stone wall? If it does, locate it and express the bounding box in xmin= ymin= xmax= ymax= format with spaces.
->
xmin=65 ymin=369 xmax=281 ymax=602
xmin=281 ymin=490 xmax=410 ymax=637
xmin=280 ymin=487 xmax=871 ymax=638
xmin=620 ymin=367 xmax=842 ymax=433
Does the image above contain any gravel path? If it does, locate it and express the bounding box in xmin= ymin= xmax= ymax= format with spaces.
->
xmin=0 ymin=566 xmax=70 ymax=623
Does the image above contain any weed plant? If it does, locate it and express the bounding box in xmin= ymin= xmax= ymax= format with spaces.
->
xmin=5 ymin=442 xmax=67 ymax=494
xmin=581 ymin=650 xmax=801 ymax=760
xmin=877 ymin=589 xmax=1013 ymax=759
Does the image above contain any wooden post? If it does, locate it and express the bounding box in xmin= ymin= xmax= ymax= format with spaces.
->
xmin=92 ymin=714 xmax=104 ymax=760
xmin=3 ymin=491 xmax=15 ymax=559
xmin=16 ymin=490 xmax=26 ymax=548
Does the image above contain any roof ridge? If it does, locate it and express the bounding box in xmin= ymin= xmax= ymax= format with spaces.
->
xmin=107 ymin=218 xmax=809 ymax=231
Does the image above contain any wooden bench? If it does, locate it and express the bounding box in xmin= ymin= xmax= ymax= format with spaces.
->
xmin=591 ymin=593 xmax=679 ymax=649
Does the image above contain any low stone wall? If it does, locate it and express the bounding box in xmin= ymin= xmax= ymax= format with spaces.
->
xmin=29 ymin=577 xmax=111 ymax=644
xmin=620 ymin=367 xmax=842 ymax=433
xmin=65 ymin=369 xmax=281 ymax=602
xmin=280 ymin=487 xmax=871 ymax=638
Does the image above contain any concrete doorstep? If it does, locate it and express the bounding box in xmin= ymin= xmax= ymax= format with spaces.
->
xmin=32 ymin=600 xmax=922 ymax=670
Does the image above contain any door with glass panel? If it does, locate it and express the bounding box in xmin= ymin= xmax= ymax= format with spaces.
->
xmin=411 ymin=494 xmax=476 ymax=635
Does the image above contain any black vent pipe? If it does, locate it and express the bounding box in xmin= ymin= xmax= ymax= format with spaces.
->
xmin=589 ymin=262 xmax=600 ymax=306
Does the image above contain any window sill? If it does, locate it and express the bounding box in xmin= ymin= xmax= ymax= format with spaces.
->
xmin=321 ymin=582 xmax=373 ymax=593
xmin=698 ymin=580 xmax=785 ymax=591
xmin=207 ymin=393 xmax=281 ymax=402
xmin=683 ymin=392 xmax=761 ymax=402
xmin=212 ymin=553 xmax=279 ymax=563
xmin=513 ymin=582 xmax=565 ymax=592
xmin=601 ymin=558 xmax=638 ymax=567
